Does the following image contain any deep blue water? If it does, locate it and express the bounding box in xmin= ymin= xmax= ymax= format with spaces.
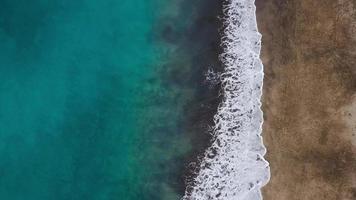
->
xmin=0 ymin=0 xmax=222 ymax=199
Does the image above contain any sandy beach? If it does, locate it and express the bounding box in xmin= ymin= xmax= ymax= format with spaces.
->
xmin=256 ymin=0 xmax=356 ymax=199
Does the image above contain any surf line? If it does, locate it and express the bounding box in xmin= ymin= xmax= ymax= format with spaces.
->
xmin=183 ymin=0 xmax=270 ymax=199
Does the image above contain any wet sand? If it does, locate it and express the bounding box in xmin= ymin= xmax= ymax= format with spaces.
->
xmin=256 ymin=0 xmax=356 ymax=199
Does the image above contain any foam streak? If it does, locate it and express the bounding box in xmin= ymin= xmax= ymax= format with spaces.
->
xmin=183 ymin=0 xmax=270 ymax=199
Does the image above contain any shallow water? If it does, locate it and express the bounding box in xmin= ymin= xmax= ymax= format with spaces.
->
xmin=0 ymin=0 xmax=223 ymax=199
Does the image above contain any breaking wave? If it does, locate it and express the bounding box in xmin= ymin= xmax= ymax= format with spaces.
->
xmin=183 ymin=0 xmax=270 ymax=199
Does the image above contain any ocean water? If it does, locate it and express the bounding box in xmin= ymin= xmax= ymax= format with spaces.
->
xmin=0 ymin=0 xmax=269 ymax=199
xmin=0 ymin=0 xmax=223 ymax=199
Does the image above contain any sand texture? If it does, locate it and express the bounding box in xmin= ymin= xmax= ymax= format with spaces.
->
xmin=256 ymin=0 xmax=356 ymax=199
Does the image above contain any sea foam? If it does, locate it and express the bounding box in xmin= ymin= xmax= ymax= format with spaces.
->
xmin=183 ymin=0 xmax=270 ymax=199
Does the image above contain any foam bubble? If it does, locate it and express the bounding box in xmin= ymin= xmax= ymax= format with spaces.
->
xmin=183 ymin=0 xmax=270 ymax=199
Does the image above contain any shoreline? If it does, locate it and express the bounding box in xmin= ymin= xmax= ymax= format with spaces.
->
xmin=256 ymin=0 xmax=356 ymax=199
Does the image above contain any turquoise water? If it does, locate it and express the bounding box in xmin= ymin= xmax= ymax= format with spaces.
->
xmin=0 ymin=0 xmax=222 ymax=199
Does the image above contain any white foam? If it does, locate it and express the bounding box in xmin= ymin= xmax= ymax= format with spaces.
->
xmin=182 ymin=0 xmax=270 ymax=199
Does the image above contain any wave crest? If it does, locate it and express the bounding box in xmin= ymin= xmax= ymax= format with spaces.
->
xmin=183 ymin=0 xmax=270 ymax=199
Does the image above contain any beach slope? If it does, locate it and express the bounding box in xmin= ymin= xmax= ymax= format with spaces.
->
xmin=256 ymin=0 xmax=356 ymax=199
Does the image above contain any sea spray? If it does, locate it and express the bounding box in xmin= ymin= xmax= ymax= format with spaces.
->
xmin=183 ymin=0 xmax=270 ymax=199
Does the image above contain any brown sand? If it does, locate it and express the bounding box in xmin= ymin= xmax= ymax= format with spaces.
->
xmin=256 ymin=0 xmax=356 ymax=199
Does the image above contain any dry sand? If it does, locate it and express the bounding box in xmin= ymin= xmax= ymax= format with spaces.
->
xmin=256 ymin=0 xmax=356 ymax=199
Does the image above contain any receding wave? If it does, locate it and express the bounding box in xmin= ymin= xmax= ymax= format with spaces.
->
xmin=183 ymin=0 xmax=270 ymax=199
